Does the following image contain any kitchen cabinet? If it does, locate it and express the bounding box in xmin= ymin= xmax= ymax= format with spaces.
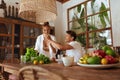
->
xmin=0 ymin=17 xmax=54 ymax=62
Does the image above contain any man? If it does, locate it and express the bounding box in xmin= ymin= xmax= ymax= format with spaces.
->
xmin=47 ymin=30 xmax=84 ymax=62
xmin=34 ymin=22 xmax=56 ymax=59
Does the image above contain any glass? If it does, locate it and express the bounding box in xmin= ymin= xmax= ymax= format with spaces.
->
xmin=20 ymin=55 xmax=26 ymax=64
xmin=89 ymin=30 xmax=112 ymax=48
xmin=69 ymin=19 xmax=86 ymax=34
xmin=67 ymin=0 xmax=111 ymax=49
xmin=34 ymin=28 xmax=42 ymax=37
xmin=68 ymin=4 xmax=85 ymax=21
xmin=87 ymin=11 xmax=110 ymax=31
xmin=87 ymin=0 xmax=109 ymax=15
xmin=0 ymin=23 xmax=12 ymax=34
xmin=0 ymin=36 xmax=12 ymax=47
xmin=24 ymin=26 xmax=41 ymax=37
xmin=23 ymin=38 xmax=36 ymax=48
xmin=62 ymin=56 xmax=74 ymax=67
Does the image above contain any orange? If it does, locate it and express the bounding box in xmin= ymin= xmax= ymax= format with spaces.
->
xmin=101 ymin=58 xmax=108 ymax=65
xmin=33 ymin=60 xmax=38 ymax=65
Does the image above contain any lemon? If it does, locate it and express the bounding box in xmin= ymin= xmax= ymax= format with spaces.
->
xmin=83 ymin=60 xmax=87 ymax=64
xmin=39 ymin=60 xmax=44 ymax=64
xmin=33 ymin=60 xmax=38 ymax=65
xmin=101 ymin=58 xmax=108 ymax=65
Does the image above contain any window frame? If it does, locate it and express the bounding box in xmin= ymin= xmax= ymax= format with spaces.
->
xmin=67 ymin=0 xmax=113 ymax=48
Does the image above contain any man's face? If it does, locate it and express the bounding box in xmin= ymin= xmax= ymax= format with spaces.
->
xmin=65 ymin=33 xmax=73 ymax=42
xmin=42 ymin=26 xmax=50 ymax=34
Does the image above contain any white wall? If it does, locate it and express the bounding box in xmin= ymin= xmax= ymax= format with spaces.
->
xmin=54 ymin=2 xmax=63 ymax=43
xmin=110 ymin=0 xmax=120 ymax=46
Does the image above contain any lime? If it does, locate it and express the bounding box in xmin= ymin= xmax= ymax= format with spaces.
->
xmin=87 ymin=56 xmax=101 ymax=64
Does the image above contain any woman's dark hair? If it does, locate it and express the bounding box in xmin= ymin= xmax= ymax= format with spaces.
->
xmin=66 ymin=30 xmax=76 ymax=40
xmin=43 ymin=22 xmax=50 ymax=27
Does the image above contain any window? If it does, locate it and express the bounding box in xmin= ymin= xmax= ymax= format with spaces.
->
xmin=67 ymin=0 xmax=112 ymax=49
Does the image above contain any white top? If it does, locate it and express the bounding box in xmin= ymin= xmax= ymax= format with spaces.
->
xmin=34 ymin=34 xmax=56 ymax=58
xmin=66 ymin=41 xmax=85 ymax=63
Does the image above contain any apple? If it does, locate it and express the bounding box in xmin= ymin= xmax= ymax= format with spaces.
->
xmin=93 ymin=50 xmax=106 ymax=58
xmin=102 ymin=45 xmax=112 ymax=52
xmin=106 ymin=49 xmax=116 ymax=57
xmin=105 ymin=55 xmax=116 ymax=64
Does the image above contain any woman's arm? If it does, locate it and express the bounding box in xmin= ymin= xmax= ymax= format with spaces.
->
xmin=48 ymin=39 xmax=73 ymax=50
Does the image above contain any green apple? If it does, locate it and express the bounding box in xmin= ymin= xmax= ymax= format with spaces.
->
xmin=106 ymin=49 xmax=116 ymax=57
xmin=87 ymin=56 xmax=101 ymax=64
xmin=102 ymin=45 xmax=112 ymax=51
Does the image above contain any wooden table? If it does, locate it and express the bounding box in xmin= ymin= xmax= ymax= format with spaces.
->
xmin=0 ymin=62 xmax=120 ymax=80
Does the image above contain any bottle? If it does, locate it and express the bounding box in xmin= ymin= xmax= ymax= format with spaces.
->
xmin=56 ymin=49 xmax=63 ymax=59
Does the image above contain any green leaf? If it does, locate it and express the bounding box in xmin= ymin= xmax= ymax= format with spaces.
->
xmin=80 ymin=8 xmax=84 ymax=19
xmin=100 ymin=2 xmax=110 ymax=23
xmin=88 ymin=24 xmax=98 ymax=31
xmin=91 ymin=0 xmax=96 ymax=13
xmin=78 ymin=8 xmax=85 ymax=31
xmin=76 ymin=35 xmax=86 ymax=47
xmin=100 ymin=2 xmax=106 ymax=11
xmin=103 ymin=11 xmax=110 ymax=23
xmin=99 ymin=14 xmax=106 ymax=28
xmin=71 ymin=26 xmax=81 ymax=30
xmin=77 ymin=5 xmax=81 ymax=12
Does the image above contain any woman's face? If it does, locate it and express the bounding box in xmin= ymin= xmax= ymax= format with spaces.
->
xmin=42 ymin=26 xmax=50 ymax=34
xmin=65 ymin=33 xmax=73 ymax=43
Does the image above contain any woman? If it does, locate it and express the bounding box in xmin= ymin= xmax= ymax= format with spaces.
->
xmin=47 ymin=30 xmax=85 ymax=62
xmin=34 ymin=22 xmax=56 ymax=59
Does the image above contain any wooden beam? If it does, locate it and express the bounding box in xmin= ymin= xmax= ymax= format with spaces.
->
xmin=56 ymin=0 xmax=69 ymax=3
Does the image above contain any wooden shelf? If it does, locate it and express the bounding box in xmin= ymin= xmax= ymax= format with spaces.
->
xmin=0 ymin=17 xmax=55 ymax=62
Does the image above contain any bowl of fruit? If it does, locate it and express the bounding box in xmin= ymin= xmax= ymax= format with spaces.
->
xmin=77 ymin=45 xmax=120 ymax=69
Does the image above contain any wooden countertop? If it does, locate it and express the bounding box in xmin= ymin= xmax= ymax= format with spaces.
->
xmin=0 ymin=62 xmax=120 ymax=80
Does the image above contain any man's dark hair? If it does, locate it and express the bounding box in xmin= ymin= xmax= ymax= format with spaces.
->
xmin=66 ymin=30 xmax=76 ymax=40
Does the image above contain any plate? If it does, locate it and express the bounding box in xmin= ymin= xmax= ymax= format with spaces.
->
xmin=77 ymin=62 xmax=120 ymax=69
